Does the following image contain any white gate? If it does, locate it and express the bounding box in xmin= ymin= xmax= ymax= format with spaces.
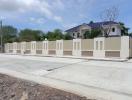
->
xmin=31 ymin=41 xmax=36 ymax=55
xmin=93 ymin=37 xmax=105 ymax=58
xmin=73 ymin=39 xmax=81 ymax=56
xmin=13 ymin=42 xmax=17 ymax=54
xmin=56 ymin=40 xmax=63 ymax=56
xmin=42 ymin=41 xmax=48 ymax=55
xmin=21 ymin=42 xmax=26 ymax=54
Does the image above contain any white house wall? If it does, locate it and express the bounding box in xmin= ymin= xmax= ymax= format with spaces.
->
xmin=109 ymin=25 xmax=121 ymax=36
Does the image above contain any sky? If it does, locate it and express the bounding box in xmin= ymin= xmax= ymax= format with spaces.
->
xmin=0 ymin=0 xmax=132 ymax=32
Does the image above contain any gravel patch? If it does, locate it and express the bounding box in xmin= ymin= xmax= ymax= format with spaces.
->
xmin=0 ymin=74 xmax=95 ymax=100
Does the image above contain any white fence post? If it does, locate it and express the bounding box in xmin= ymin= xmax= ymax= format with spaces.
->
xmin=120 ymin=36 xmax=129 ymax=59
xmin=31 ymin=41 xmax=36 ymax=55
xmin=72 ymin=39 xmax=81 ymax=56
xmin=93 ymin=37 xmax=105 ymax=58
xmin=42 ymin=40 xmax=48 ymax=55
xmin=13 ymin=42 xmax=17 ymax=54
xmin=4 ymin=43 xmax=9 ymax=53
xmin=21 ymin=42 xmax=26 ymax=54
xmin=56 ymin=40 xmax=63 ymax=56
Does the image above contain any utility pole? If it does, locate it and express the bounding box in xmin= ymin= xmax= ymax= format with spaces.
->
xmin=0 ymin=20 xmax=3 ymax=53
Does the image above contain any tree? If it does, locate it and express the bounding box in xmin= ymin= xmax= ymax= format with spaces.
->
xmin=63 ymin=32 xmax=73 ymax=40
xmin=47 ymin=29 xmax=63 ymax=41
xmin=84 ymin=31 xmax=91 ymax=39
xmin=84 ymin=29 xmax=102 ymax=39
xmin=100 ymin=6 xmax=119 ymax=37
xmin=119 ymin=22 xmax=129 ymax=36
xmin=40 ymin=33 xmax=47 ymax=41
xmin=89 ymin=21 xmax=94 ymax=24
xmin=2 ymin=25 xmax=18 ymax=43
xmin=46 ymin=31 xmax=55 ymax=41
xmin=53 ymin=29 xmax=64 ymax=40
xmin=19 ymin=29 xmax=42 ymax=42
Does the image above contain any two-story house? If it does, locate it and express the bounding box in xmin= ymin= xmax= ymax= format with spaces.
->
xmin=65 ymin=21 xmax=123 ymax=39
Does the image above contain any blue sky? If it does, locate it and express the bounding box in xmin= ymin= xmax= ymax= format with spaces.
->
xmin=0 ymin=0 xmax=132 ymax=32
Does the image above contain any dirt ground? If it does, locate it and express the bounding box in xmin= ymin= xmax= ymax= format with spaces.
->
xmin=0 ymin=74 xmax=94 ymax=100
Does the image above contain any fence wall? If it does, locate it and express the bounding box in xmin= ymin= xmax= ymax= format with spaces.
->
xmin=4 ymin=36 xmax=131 ymax=59
xmin=81 ymin=39 xmax=94 ymax=57
xmin=63 ymin=40 xmax=73 ymax=56
xmin=130 ymin=38 xmax=132 ymax=58
xmin=48 ymin=41 xmax=56 ymax=55
xmin=105 ymin=37 xmax=121 ymax=57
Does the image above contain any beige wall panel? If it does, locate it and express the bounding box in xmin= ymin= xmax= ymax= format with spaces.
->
xmin=48 ymin=41 xmax=56 ymax=50
xmin=25 ymin=50 xmax=31 ymax=54
xmin=63 ymin=40 xmax=73 ymax=51
xmin=49 ymin=50 xmax=56 ymax=55
xmin=63 ymin=51 xmax=72 ymax=55
xmin=36 ymin=42 xmax=43 ymax=50
xmin=81 ymin=39 xmax=94 ymax=50
xmin=105 ymin=51 xmax=120 ymax=57
xmin=129 ymin=38 xmax=132 ymax=49
xmin=9 ymin=50 xmax=13 ymax=53
xmin=82 ymin=51 xmax=93 ymax=56
xmin=17 ymin=43 xmax=21 ymax=50
xmin=129 ymin=38 xmax=132 ymax=57
xmin=36 ymin=50 xmax=42 ymax=54
xmin=105 ymin=37 xmax=121 ymax=50
xmin=17 ymin=50 xmax=21 ymax=53
xmin=26 ymin=42 xmax=31 ymax=50
xmin=9 ymin=43 xmax=13 ymax=50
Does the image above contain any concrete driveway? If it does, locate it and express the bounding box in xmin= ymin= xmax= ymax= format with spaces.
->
xmin=0 ymin=54 xmax=132 ymax=100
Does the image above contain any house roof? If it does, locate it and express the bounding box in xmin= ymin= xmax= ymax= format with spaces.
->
xmin=65 ymin=21 xmax=118 ymax=33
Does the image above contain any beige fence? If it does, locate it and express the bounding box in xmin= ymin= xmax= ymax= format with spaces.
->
xmin=48 ymin=41 xmax=56 ymax=55
xmin=63 ymin=40 xmax=73 ymax=55
xmin=81 ymin=39 xmax=94 ymax=57
xmin=130 ymin=38 xmax=132 ymax=57
xmin=4 ymin=36 xmax=132 ymax=59
xmin=105 ymin=37 xmax=121 ymax=57
xmin=36 ymin=42 xmax=43 ymax=54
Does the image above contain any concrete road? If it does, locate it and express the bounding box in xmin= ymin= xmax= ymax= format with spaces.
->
xmin=0 ymin=54 xmax=132 ymax=100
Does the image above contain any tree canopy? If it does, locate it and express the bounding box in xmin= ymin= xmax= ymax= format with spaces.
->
xmin=2 ymin=25 xmax=18 ymax=43
xmin=1 ymin=24 xmax=130 ymax=43
xmin=19 ymin=29 xmax=43 ymax=42
xmin=119 ymin=22 xmax=129 ymax=36
xmin=46 ymin=29 xmax=64 ymax=41
xmin=84 ymin=29 xmax=102 ymax=39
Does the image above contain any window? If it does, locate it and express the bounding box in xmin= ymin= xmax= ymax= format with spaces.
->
xmin=77 ymin=33 xmax=80 ymax=38
xmin=73 ymin=33 xmax=75 ymax=36
xmin=112 ymin=27 xmax=115 ymax=32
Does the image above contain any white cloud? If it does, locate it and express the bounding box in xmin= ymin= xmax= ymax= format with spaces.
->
xmin=0 ymin=0 xmax=63 ymax=23
xmin=29 ymin=17 xmax=45 ymax=24
xmin=53 ymin=16 xmax=63 ymax=23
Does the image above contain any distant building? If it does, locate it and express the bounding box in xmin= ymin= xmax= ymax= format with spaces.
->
xmin=65 ymin=21 xmax=123 ymax=39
